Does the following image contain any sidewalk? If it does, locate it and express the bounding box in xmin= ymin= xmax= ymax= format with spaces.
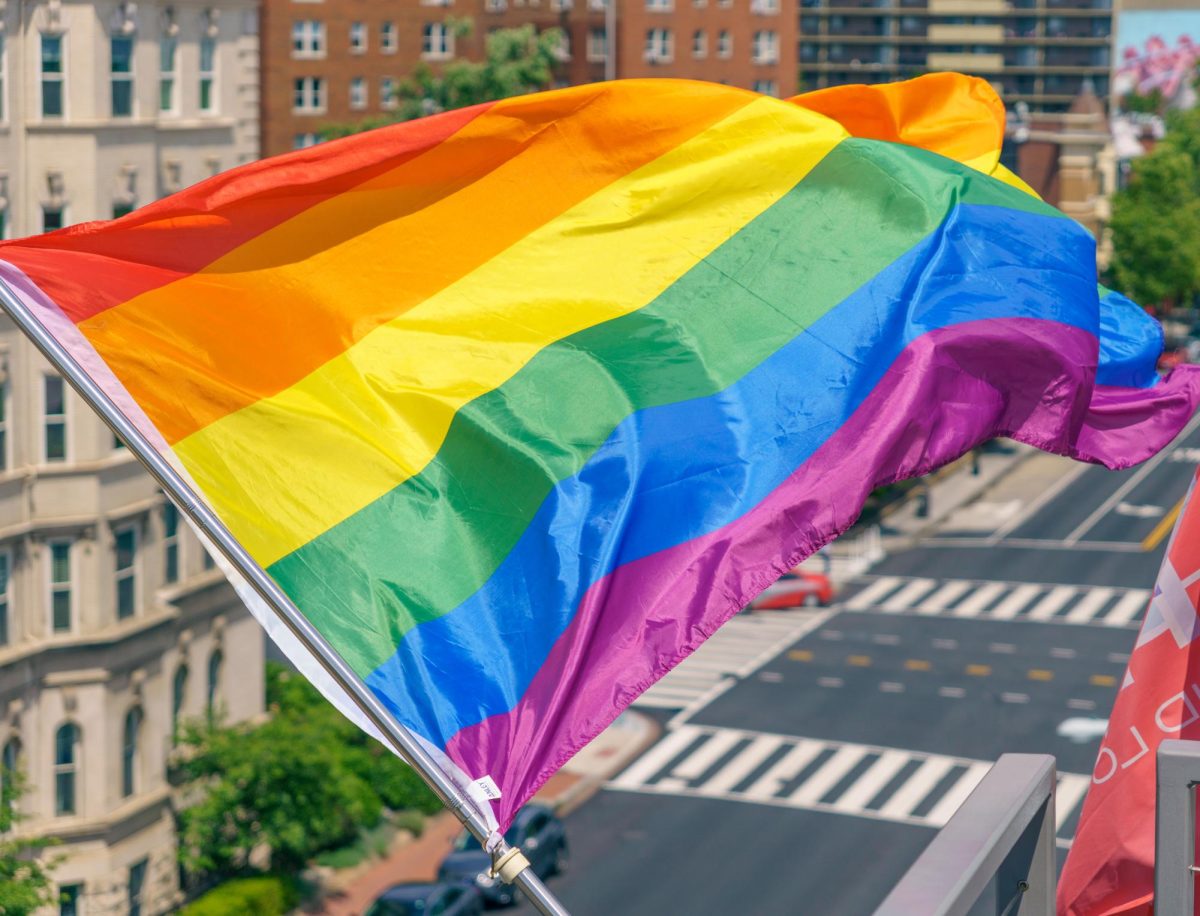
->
xmin=313 ymin=711 xmax=658 ymax=914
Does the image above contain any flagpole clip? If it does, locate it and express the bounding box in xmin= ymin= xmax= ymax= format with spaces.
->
xmin=491 ymin=846 xmax=531 ymax=884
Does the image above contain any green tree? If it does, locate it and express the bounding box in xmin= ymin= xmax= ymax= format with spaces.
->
xmin=0 ymin=770 xmax=61 ymax=915
xmin=322 ymin=22 xmax=565 ymax=138
xmin=1107 ymin=106 xmax=1200 ymax=309
xmin=175 ymin=663 xmax=439 ymax=880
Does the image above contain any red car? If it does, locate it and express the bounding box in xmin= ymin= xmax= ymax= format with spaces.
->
xmin=749 ymin=571 xmax=835 ymax=609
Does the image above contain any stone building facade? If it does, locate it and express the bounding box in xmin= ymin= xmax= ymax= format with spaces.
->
xmin=0 ymin=0 xmax=260 ymax=238
xmin=0 ymin=319 xmax=266 ymax=914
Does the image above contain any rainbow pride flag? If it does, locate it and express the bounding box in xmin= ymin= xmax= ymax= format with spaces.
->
xmin=1 ymin=75 xmax=1197 ymax=831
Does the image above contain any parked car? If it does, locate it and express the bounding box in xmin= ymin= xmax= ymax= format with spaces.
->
xmin=365 ymin=882 xmax=483 ymax=916
xmin=749 ymin=570 xmax=834 ymax=609
xmin=438 ymin=804 xmax=569 ymax=907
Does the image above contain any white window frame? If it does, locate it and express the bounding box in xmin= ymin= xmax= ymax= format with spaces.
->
xmin=291 ymin=19 xmax=325 ymax=58
xmin=349 ymin=21 xmax=367 ymax=54
xmin=717 ymin=29 xmax=733 ymax=59
xmin=293 ymin=132 xmax=320 ymax=148
xmin=40 ymin=33 xmax=65 ymax=119
xmin=753 ymin=79 xmax=779 ymax=96
xmin=48 ymin=539 xmax=73 ymax=635
xmin=644 ymin=28 xmax=673 ymax=63
xmin=587 ymin=28 xmax=607 ymax=62
xmin=163 ymin=501 xmax=180 ymax=584
xmin=42 ymin=374 xmax=66 ymax=463
xmin=692 ymin=29 xmax=707 ymax=58
xmin=110 ymin=34 xmax=135 ymax=117
xmin=751 ymin=0 xmax=779 ymax=12
xmin=381 ymin=20 xmax=397 ymax=53
xmin=292 ymin=76 xmax=325 ymax=113
xmin=0 ymin=34 xmax=8 ymax=123
xmin=422 ymin=22 xmax=454 ymax=60
xmin=753 ymin=30 xmax=779 ymax=64
xmin=0 ymin=549 xmax=11 ymax=647
xmin=645 ymin=0 xmax=672 ymax=10
xmin=485 ymin=0 xmax=507 ymax=8
xmin=349 ymin=75 xmax=367 ymax=110
xmin=159 ymin=35 xmax=178 ymax=113
xmin=380 ymin=76 xmax=398 ymax=110
xmin=199 ymin=35 xmax=217 ymax=112
xmin=114 ymin=525 xmax=138 ymax=620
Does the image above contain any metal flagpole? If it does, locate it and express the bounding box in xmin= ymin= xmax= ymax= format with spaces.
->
xmin=0 ymin=278 xmax=571 ymax=916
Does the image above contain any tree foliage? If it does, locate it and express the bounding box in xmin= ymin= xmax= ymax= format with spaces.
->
xmin=0 ymin=770 xmax=61 ymax=916
xmin=1108 ymin=108 xmax=1200 ymax=309
xmin=322 ymin=22 xmax=565 ymax=138
xmin=175 ymin=663 xmax=441 ymax=880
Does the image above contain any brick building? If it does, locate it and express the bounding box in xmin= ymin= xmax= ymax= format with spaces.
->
xmin=261 ymin=0 xmax=797 ymax=158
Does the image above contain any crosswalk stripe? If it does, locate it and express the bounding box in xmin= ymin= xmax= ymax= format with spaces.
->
xmin=988 ymin=584 xmax=1041 ymax=620
xmin=951 ymin=582 xmax=1005 ymax=617
xmin=1066 ymin=588 xmax=1115 ymax=623
xmin=789 ymin=746 xmax=870 ymax=805
xmin=880 ymin=579 xmax=938 ymax=613
xmin=1105 ymin=590 xmax=1149 ymax=626
xmin=916 ymin=580 xmax=972 ymax=614
xmin=703 ymin=736 xmax=785 ymax=793
xmin=846 ymin=577 xmax=904 ymax=609
xmin=830 ymin=750 xmax=910 ymax=812
xmin=743 ymin=740 xmax=825 ymax=799
xmin=1027 ymin=585 xmax=1078 ymax=621
xmin=610 ymin=726 xmax=702 ymax=788
xmin=671 ymin=730 xmax=743 ymax=781
xmin=877 ymin=757 xmax=957 ymax=818
xmin=926 ymin=762 xmax=991 ymax=826
xmin=1055 ymin=774 xmax=1092 ymax=825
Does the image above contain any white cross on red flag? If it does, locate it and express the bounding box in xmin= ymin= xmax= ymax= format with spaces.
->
xmin=1059 ymin=469 xmax=1200 ymax=915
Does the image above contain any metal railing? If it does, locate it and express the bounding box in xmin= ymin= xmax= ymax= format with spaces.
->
xmin=1156 ymin=739 xmax=1200 ymax=914
xmin=875 ymin=754 xmax=1057 ymax=916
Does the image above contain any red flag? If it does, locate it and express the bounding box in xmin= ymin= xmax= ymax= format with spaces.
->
xmin=1059 ymin=469 xmax=1200 ymax=915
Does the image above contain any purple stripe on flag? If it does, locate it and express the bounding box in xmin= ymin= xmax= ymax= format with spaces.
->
xmin=443 ymin=318 xmax=1200 ymax=826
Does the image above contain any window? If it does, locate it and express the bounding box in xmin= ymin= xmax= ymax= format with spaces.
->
xmin=753 ymin=79 xmax=779 ymax=96
xmin=110 ymin=36 xmax=134 ymax=116
xmin=646 ymin=0 xmax=672 ymax=9
xmin=293 ymin=132 xmax=320 ymax=148
xmin=207 ymin=649 xmax=223 ymax=713
xmin=58 ymin=885 xmax=81 ymax=916
xmin=0 ymin=35 xmax=7 ymax=121
xmin=172 ymin=665 xmax=188 ymax=740
xmin=751 ymin=0 xmax=779 ymax=11
xmin=199 ymin=37 xmax=215 ymax=111
xmin=44 ymin=375 xmax=66 ymax=461
xmin=0 ymin=381 xmax=8 ymax=472
xmin=485 ymin=0 xmax=507 ymax=9
xmin=163 ymin=502 xmax=179 ymax=584
xmin=350 ymin=76 xmax=366 ymax=110
xmin=203 ymin=548 xmax=215 ymax=570
xmin=121 ymin=707 xmax=142 ymax=796
xmin=42 ymin=208 xmax=63 ymax=232
xmin=41 ymin=35 xmax=63 ymax=117
xmin=0 ymin=551 xmax=10 ymax=647
xmin=113 ymin=202 xmax=134 ymax=219
xmin=587 ymin=28 xmax=607 ymax=62
xmin=692 ymin=29 xmax=707 ymax=58
xmin=381 ymin=21 xmax=397 ymax=53
xmin=128 ymin=859 xmax=147 ymax=916
xmin=291 ymin=19 xmax=324 ymax=57
xmin=159 ymin=36 xmax=177 ymax=111
xmin=752 ymin=30 xmax=779 ymax=64
xmin=380 ymin=77 xmax=397 ymax=110
xmin=717 ymin=29 xmax=732 ymax=58
xmin=350 ymin=21 xmax=366 ymax=53
xmin=645 ymin=28 xmax=672 ymax=62
xmin=293 ymin=76 xmax=325 ymax=113
xmin=54 ymin=723 xmax=78 ymax=815
xmin=115 ymin=527 xmax=137 ymax=619
xmin=2 ymin=737 xmax=20 ymax=816
xmin=422 ymin=22 xmax=453 ymax=59
xmin=49 ymin=540 xmax=72 ymax=633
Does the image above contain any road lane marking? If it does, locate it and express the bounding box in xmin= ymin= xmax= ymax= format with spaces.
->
xmin=820 ymin=630 xmax=844 ymax=640
xmin=610 ymin=725 xmax=703 ymax=788
xmin=916 ymin=580 xmax=973 ymax=614
xmin=1056 ymin=774 xmax=1092 ymax=827
xmin=932 ymin=638 xmax=958 ymax=650
xmin=743 ymin=740 xmax=824 ymax=799
xmin=789 ymin=746 xmax=869 ymax=805
xmin=702 ymin=735 xmax=785 ymax=793
xmin=1027 ymin=586 xmax=1077 ymax=621
xmin=831 ymin=750 xmax=910 ymax=812
xmin=671 ymin=730 xmax=743 ymax=781
xmin=987 ymin=458 xmax=1090 ymax=545
xmin=877 ymin=758 xmax=957 ymax=818
xmin=966 ymin=664 xmax=992 ymax=677
xmin=871 ymin=633 xmax=901 ymax=646
xmin=879 ymin=681 xmax=905 ymax=693
xmin=1142 ymin=497 xmax=1184 ymax=552
xmin=1090 ymin=674 xmax=1117 ymax=687
xmin=905 ymin=659 xmax=932 ymax=671
xmin=817 ymin=677 xmax=843 ymax=688
xmin=989 ymin=642 xmax=1016 ymax=654
xmin=845 ymin=577 xmax=904 ymax=609
xmin=1064 ymin=409 xmax=1200 ymax=545
xmin=939 ymin=686 xmax=966 ymax=698
xmin=988 ymin=584 xmax=1041 ymax=620
xmin=847 ymin=655 xmax=872 ymax=667
xmin=951 ymin=582 xmax=1005 ymax=617
xmin=1051 ymin=648 xmax=1077 ymax=659
xmin=1028 ymin=669 xmax=1054 ymax=682
xmin=881 ymin=578 xmax=938 ymax=612
xmin=1104 ymin=592 xmax=1149 ymax=626
xmin=1107 ymin=652 xmax=1130 ymax=664
xmin=1067 ymin=698 xmax=1097 ymax=711
xmin=1001 ymin=692 xmax=1030 ymax=704
xmin=1066 ymin=588 xmax=1115 ymax=623
xmin=789 ymin=649 xmax=813 ymax=662
xmin=927 ymin=762 xmax=991 ymax=826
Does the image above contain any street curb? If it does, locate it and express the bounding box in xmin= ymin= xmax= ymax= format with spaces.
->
xmin=548 ymin=712 xmax=662 ymax=819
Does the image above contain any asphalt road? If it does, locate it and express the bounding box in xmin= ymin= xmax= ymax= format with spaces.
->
xmin=513 ymin=429 xmax=1200 ymax=916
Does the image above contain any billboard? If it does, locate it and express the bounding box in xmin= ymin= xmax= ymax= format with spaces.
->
xmin=1115 ymin=8 xmax=1200 ymax=110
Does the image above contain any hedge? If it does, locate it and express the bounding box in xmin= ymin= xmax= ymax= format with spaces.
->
xmin=180 ymin=875 xmax=299 ymax=916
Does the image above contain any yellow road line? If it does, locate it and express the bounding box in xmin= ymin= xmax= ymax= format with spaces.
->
xmin=1090 ymin=674 xmax=1117 ymax=687
xmin=847 ymin=655 xmax=872 ymax=668
xmin=904 ymin=659 xmax=932 ymax=671
xmin=1142 ymin=497 xmax=1184 ymax=552
xmin=789 ymin=649 xmax=814 ymax=662
xmin=965 ymin=664 xmax=992 ymax=677
xmin=1027 ymin=669 xmax=1054 ymax=682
